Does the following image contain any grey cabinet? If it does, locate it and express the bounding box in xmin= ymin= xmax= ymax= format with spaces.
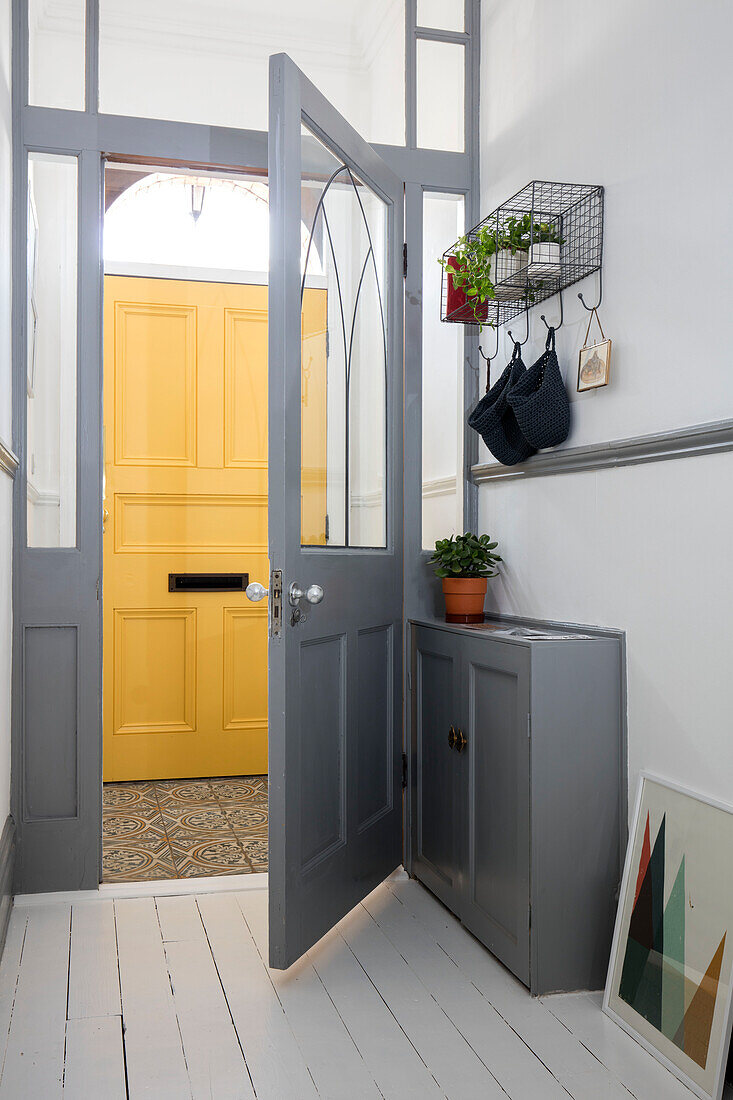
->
xmin=410 ymin=619 xmax=622 ymax=995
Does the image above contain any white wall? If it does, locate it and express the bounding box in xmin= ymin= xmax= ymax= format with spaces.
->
xmin=478 ymin=0 xmax=733 ymax=820
xmin=0 ymin=0 xmax=13 ymax=825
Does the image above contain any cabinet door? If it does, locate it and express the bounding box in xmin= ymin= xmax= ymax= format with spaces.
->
xmin=461 ymin=638 xmax=531 ymax=986
xmin=411 ymin=627 xmax=462 ymax=911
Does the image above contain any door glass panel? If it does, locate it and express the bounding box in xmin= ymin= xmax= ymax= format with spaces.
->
xmin=26 ymin=154 xmax=78 ymax=548
xmin=29 ymin=0 xmax=86 ymax=109
xmin=422 ymin=192 xmax=464 ymax=550
xmin=300 ymin=127 xmax=388 ymax=548
xmin=416 ymin=39 xmax=465 ymax=152
xmin=99 ymin=0 xmax=405 ymax=144
xmin=417 ymin=0 xmax=464 ymax=31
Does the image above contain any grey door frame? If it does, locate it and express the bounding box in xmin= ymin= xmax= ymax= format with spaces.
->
xmin=10 ymin=0 xmax=480 ymax=893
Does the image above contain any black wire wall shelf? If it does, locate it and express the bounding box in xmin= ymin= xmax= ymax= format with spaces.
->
xmin=441 ymin=180 xmax=604 ymax=327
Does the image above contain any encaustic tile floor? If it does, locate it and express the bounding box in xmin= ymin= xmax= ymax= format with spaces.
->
xmin=102 ymin=775 xmax=268 ymax=882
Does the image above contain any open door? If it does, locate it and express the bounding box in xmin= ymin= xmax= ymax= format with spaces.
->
xmin=265 ymin=54 xmax=404 ymax=967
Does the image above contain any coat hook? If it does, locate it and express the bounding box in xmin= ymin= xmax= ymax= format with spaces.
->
xmin=540 ymin=286 xmax=564 ymax=331
xmin=477 ymin=325 xmax=500 ymax=392
xmin=578 ymin=268 xmax=603 ymax=311
xmin=508 ymin=305 xmax=530 ymax=346
xmin=478 ymin=324 xmax=500 ymax=365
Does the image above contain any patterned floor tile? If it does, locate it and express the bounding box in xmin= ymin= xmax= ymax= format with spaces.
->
xmin=161 ymin=803 xmax=235 ymax=839
xmin=154 ymin=779 xmax=215 ymax=807
xmin=102 ymin=775 xmax=269 ymax=882
xmin=102 ymin=838 xmax=177 ymax=882
xmin=221 ymin=802 xmax=269 ymax=834
xmin=239 ymin=832 xmax=268 ymax=871
xmin=102 ymin=805 xmax=167 ymax=842
xmin=210 ymin=776 xmax=268 ymax=802
xmin=102 ymin=781 xmax=158 ymax=811
xmin=169 ymin=836 xmax=254 ymax=878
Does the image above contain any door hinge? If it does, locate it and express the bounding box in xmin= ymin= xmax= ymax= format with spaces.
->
xmin=527 ymin=713 xmax=531 ymax=738
xmin=528 ymin=903 xmax=532 ymax=930
xmin=324 ymin=513 xmax=330 ymax=543
xmin=403 ymin=242 xmax=408 ymax=278
xmin=402 ymin=752 xmax=408 ymax=789
xmin=96 ymin=578 xmax=100 ymax=601
xmin=326 ymin=329 xmax=330 ymax=358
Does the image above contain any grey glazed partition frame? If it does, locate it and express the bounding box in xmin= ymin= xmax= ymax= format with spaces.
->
xmin=10 ymin=0 xmax=482 ymax=892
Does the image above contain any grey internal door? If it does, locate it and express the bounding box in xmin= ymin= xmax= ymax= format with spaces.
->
xmin=266 ymin=54 xmax=404 ymax=968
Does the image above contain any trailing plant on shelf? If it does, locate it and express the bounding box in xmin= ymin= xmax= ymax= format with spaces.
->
xmin=439 ymin=226 xmax=500 ymax=326
xmin=429 ymin=532 xmax=502 ymax=624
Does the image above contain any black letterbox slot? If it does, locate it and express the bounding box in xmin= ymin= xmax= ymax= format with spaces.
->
xmin=168 ymin=573 xmax=249 ymax=592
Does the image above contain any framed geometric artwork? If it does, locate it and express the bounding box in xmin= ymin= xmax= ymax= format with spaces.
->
xmin=604 ymin=774 xmax=733 ymax=1100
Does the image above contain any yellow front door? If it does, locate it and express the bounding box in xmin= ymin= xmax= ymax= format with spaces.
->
xmin=103 ymin=275 xmax=327 ymax=781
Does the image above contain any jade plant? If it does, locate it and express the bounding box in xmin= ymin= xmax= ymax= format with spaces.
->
xmin=429 ymin=533 xmax=502 ymax=579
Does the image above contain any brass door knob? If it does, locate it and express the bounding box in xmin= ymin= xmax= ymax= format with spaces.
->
xmin=455 ymin=728 xmax=468 ymax=753
xmin=448 ymin=725 xmax=457 ymax=749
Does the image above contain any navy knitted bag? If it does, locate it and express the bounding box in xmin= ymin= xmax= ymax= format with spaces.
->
xmin=506 ymin=326 xmax=570 ymax=449
xmin=467 ymin=342 xmax=536 ymax=466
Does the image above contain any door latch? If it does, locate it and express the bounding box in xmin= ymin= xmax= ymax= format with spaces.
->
xmin=270 ymin=569 xmax=283 ymax=638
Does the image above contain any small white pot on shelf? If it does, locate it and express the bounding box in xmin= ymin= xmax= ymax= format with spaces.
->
xmin=527 ymin=241 xmax=561 ymax=277
xmin=490 ymin=248 xmax=528 ymax=299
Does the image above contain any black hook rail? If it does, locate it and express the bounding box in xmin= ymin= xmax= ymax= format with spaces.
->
xmin=508 ymin=305 xmax=530 ymax=346
xmin=578 ymin=267 xmax=603 ymax=311
xmin=540 ymin=287 xmax=564 ymax=331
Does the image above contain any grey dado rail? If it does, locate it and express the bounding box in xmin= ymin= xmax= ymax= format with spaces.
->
xmin=472 ymin=417 xmax=733 ymax=483
xmin=0 ymin=439 xmax=18 ymax=478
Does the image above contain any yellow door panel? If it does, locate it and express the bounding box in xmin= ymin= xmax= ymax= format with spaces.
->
xmin=113 ymin=609 xmax=197 ymax=735
xmin=103 ymin=275 xmax=326 ymax=781
xmin=301 ymin=291 xmax=328 ymax=545
xmin=225 ymin=308 xmax=269 ymax=468
xmin=114 ymin=493 xmax=268 ymax=554
xmin=114 ymin=302 xmax=197 ymax=466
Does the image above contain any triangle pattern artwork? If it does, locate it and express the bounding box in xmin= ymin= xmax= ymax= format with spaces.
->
xmin=619 ymin=814 xmax=727 ymax=1070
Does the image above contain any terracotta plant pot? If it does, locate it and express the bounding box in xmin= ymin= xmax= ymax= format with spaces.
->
xmin=442 ymin=577 xmax=488 ymax=624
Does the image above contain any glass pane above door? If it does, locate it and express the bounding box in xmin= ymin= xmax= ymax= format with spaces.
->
xmin=416 ymin=39 xmax=465 ymax=151
xmin=417 ymin=0 xmax=464 ymax=32
xmin=98 ymin=0 xmax=405 ymax=144
xmin=29 ymin=0 xmax=86 ymax=109
xmin=300 ymin=127 xmax=388 ymax=549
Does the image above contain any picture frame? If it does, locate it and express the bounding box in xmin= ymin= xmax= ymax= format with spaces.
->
xmin=577 ymin=337 xmax=611 ymax=391
xmin=604 ymin=773 xmax=733 ymax=1100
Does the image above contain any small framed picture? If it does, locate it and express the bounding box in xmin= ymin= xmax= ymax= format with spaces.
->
xmin=577 ymin=338 xmax=611 ymax=391
xmin=604 ymin=774 xmax=733 ymax=1100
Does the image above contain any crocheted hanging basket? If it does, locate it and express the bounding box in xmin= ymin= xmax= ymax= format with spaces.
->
xmin=468 ymin=343 xmax=536 ymax=466
xmin=506 ymin=327 xmax=570 ymax=450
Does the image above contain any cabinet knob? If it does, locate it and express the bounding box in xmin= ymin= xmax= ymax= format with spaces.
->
xmin=448 ymin=725 xmax=457 ymax=749
xmin=455 ymin=728 xmax=468 ymax=753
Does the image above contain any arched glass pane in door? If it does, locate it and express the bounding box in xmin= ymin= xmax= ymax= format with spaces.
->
xmin=300 ymin=128 xmax=388 ymax=549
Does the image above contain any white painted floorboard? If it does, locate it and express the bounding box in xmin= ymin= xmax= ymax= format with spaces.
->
xmin=1 ymin=876 xmax=730 ymax=1099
